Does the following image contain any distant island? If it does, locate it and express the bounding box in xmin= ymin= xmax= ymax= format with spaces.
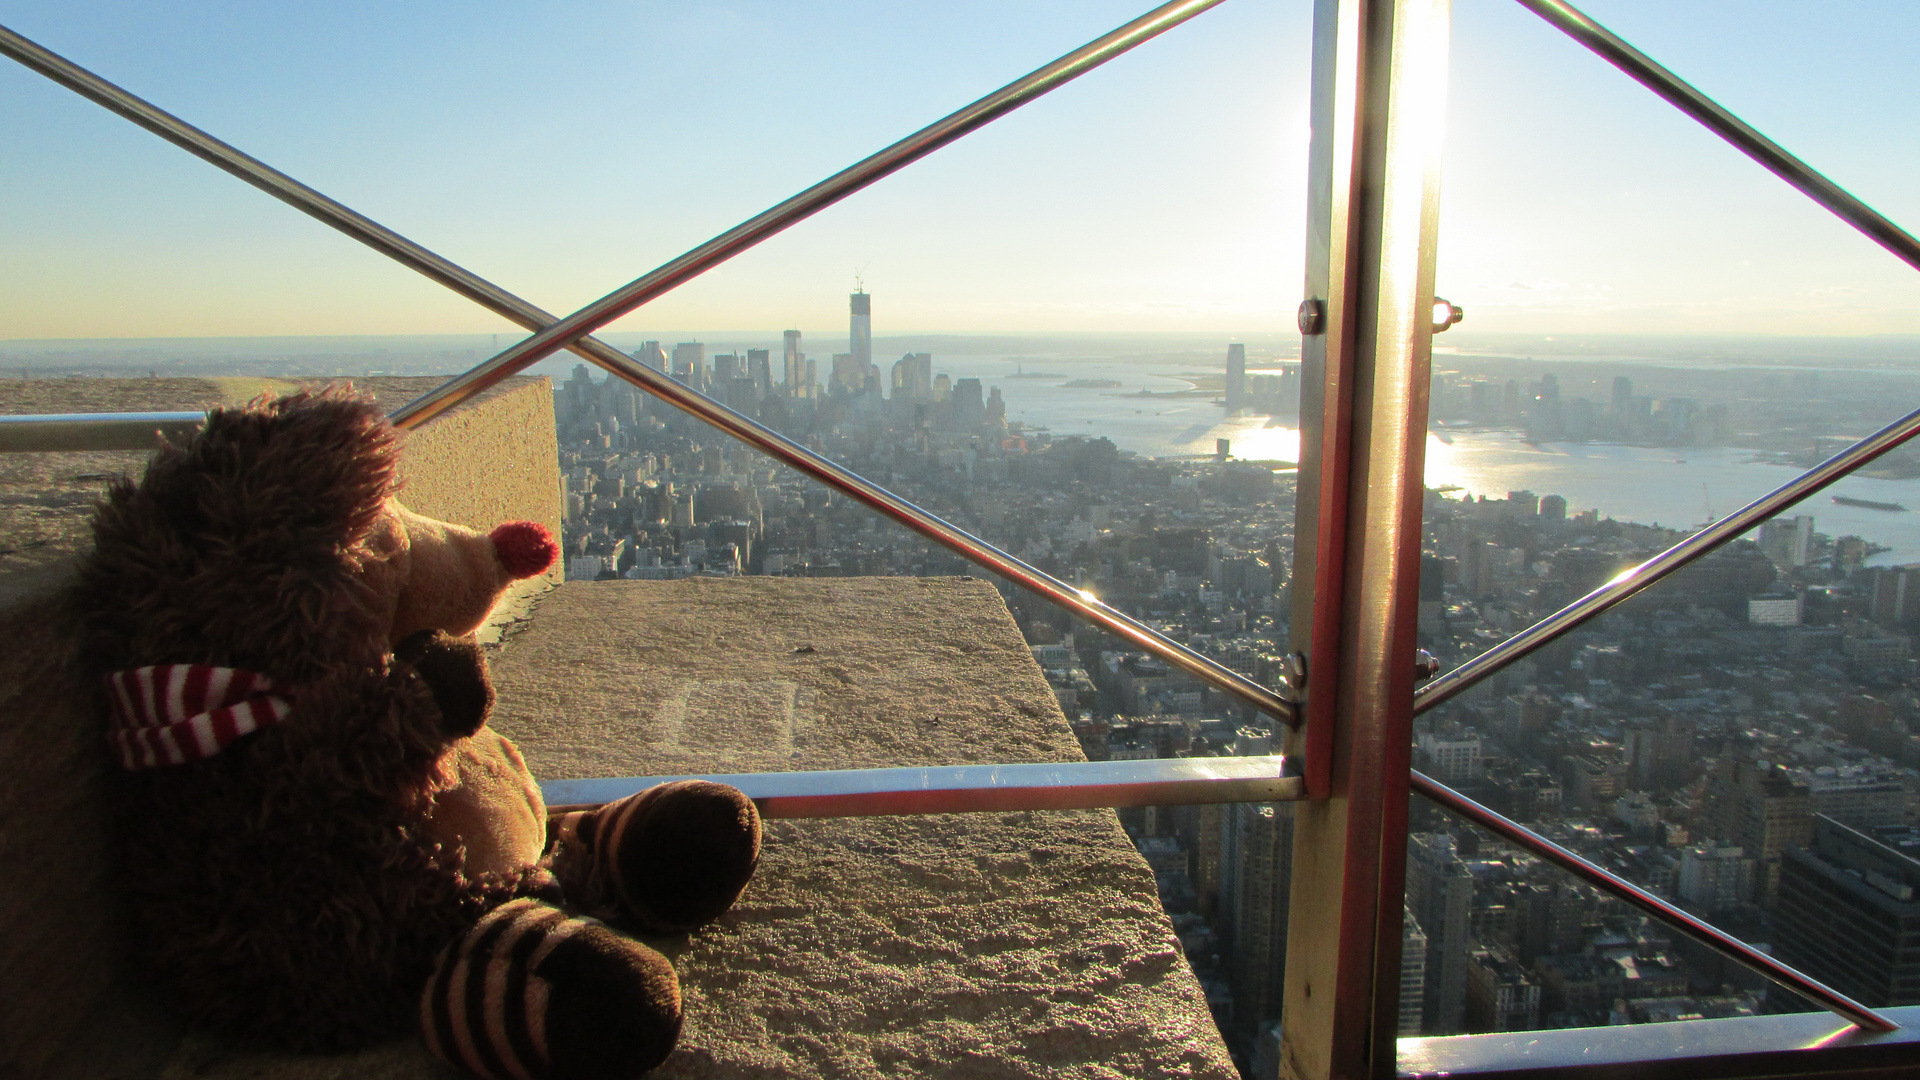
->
xmin=1062 ymin=378 xmax=1123 ymax=389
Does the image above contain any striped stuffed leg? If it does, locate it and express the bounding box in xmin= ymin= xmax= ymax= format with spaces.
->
xmin=420 ymin=898 xmax=681 ymax=1080
xmin=550 ymin=780 xmax=762 ymax=934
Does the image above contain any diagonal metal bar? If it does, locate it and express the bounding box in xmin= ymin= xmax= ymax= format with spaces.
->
xmin=1515 ymin=0 xmax=1920 ymax=274
xmin=383 ymin=0 xmax=1228 ymax=430
xmin=0 ymin=5 xmax=1295 ymax=727
xmin=1417 ymin=404 xmax=1920 ymax=713
xmin=1413 ymin=769 xmax=1898 ymax=1032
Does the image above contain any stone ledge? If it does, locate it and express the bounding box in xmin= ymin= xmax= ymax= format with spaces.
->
xmin=135 ymin=578 xmax=1235 ymax=1079
xmin=488 ymin=578 xmax=1234 ymax=1080
xmin=0 ymin=376 xmax=560 ymax=585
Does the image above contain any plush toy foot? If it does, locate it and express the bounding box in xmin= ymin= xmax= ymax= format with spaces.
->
xmin=421 ymin=898 xmax=681 ymax=1080
xmin=551 ymin=780 xmax=762 ymax=933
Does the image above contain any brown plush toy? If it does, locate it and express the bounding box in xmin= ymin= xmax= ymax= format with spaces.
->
xmin=75 ymin=388 xmax=762 ymax=1080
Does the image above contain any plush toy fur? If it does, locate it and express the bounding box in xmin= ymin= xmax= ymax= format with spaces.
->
xmin=75 ymin=389 xmax=761 ymax=1079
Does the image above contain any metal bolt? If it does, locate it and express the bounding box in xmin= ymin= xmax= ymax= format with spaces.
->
xmin=1297 ymin=298 xmax=1325 ymax=336
xmin=1279 ymin=651 xmax=1308 ymax=703
xmin=1414 ymin=649 xmax=1440 ymax=680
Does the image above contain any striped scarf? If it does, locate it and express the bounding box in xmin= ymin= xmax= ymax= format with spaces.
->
xmin=105 ymin=664 xmax=293 ymax=770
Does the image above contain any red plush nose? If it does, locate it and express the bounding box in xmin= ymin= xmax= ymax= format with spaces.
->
xmin=490 ymin=521 xmax=558 ymax=580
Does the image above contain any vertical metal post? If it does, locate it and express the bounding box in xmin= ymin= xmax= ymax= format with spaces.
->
xmin=1281 ymin=0 xmax=1449 ymax=1075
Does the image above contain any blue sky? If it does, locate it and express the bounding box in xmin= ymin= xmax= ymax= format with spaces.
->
xmin=0 ymin=0 xmax=1916 ymax=340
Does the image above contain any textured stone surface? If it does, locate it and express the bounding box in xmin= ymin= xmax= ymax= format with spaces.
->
xmin=485 ymin=578 xmax=1235 ymax=1080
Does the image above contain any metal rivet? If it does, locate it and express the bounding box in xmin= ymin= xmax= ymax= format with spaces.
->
xmin=1297 ymin=298 xmax=1325 ymax=336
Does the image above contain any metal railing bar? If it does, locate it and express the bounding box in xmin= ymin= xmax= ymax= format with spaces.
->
xmin=1515 ymin=0 xmax=1920 ymax=274
xmin=1411 ymin=768 xmax=1897 ymax=1032
xmin=1415 ymin=403 xmax=1920 ymax=714
xmin=542 ymin=754 xmax=1303 ymax=819
xmin=382 ymin=0 xmax=1229 ymax=431
xmin=0 ymin=410 xmax=203 ymax=452
xmin=0 ymin=10 xmax=1296 ymax=727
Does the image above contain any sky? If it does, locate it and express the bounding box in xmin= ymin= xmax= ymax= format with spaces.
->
xmin=0 ymin=0 xmax=1916 ymax=342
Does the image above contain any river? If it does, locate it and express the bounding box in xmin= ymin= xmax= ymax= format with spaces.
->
xmin=939 ymin=356 xmax=1920 ymax=566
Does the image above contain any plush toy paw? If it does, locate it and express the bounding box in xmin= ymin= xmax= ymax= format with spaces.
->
xmin=551 ymin=780 xmax=762 ymax=934
xmin=421 ymin=898 xmax=681 ymax=1080
xmin=395 ymin=629 xmax=494 ymax=737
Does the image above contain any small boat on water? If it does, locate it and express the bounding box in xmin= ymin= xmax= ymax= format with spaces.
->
xmin=1833 ymin=495 xmax=1908 ymax=512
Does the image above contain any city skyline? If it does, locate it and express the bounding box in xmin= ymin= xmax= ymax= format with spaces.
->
xmin=541 ymin=317 xmax=1920 ymax=1047
xmin=2 ymin=2 xmax=1917 ymax=340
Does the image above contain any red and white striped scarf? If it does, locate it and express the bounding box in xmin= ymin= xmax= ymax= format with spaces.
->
xmin=105 ymin=664 xmax=293 ymax=770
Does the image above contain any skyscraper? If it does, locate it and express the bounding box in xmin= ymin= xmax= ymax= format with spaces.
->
xmin=850 ymin=290 xmax=871 ymax=380
xmin=830 ymin=353 xmax=863 ymax=398
xmin=1611 ymin=375 xmax=1633 ymax=415
xmin=1406 ymin=832 xmax=1474 ymax=1033
xmin=1225 ymin=343 xmax=1247 ymax=411
xmin=1701 ymin=757 xmax=1813 ymax=905
xmin=1776 ymin=816 xmax=1920 ymax=1008
xmin=782 ymin=330 xmax=803 ymax=393
xmin=634 ymin=340 xmax=667 ymax=372
xmin=1400 ymin=910 xmax=1428 ymax=1036
xmin=746 ymin=348 xmax=772 ymax=396
xmin=891 ymin=352 xmax=933 ymax=401
xmin=1226 ymin=801 xmax=1293 ymax=1030
xmin=953 ymin=378 xmax=985 ymax=430
xmin=670 ymin=342 xmax=706 ymax=393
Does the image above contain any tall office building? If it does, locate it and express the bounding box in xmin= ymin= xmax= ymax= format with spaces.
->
xmin=1759 ymin=515 xmax=1815 ymax=569
xmin=670 ymin=342 xmax=706 ymax=393
xmin=891 ymin=352 xmax=933 ymax=401
xmin=830 ymin=353 xmax=863 ymax=398
xmin=746 ymin=348 xmax=772 ymax=397
xmin=953 ymin=378 xmax=985 ymax=430
xmin=1406 ymin=832 xmax=1474 ymax=1033
xmin=1226 ymin=343 xmax=1247 ymax=411
xmin=1702 ymin=758 xmax=1813 ymax=905
xmin=782 ymin=330 xmax=803 ymax=393
xmin=1866 ymin=564 xmax=1920 ymax=624
xmin=1776 ymin=816 xmax=1920 ymax=1007
xmin=634 ymin=340 xmax=667 ymax=372
xmin=1611 ymin=375 xmax=1633 ymax=415
xmin=1400 ymin=910 xmax=1428 ymax=1036
xmin=850 ymin=290 xmax=871 ymax=379
xmin=1225 ymin=801 xmax=1293 ymax=1030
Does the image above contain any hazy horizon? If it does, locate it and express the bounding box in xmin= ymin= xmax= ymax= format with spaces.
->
xmin=3 ymin=328 xmax=1920 ymax=382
